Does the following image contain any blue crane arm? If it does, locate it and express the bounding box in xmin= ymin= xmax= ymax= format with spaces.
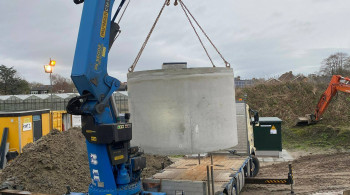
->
xmin=71 ymin=0 xmax=122 ymax=124
xmin=68 ymin=1 xmax=149 ymax=194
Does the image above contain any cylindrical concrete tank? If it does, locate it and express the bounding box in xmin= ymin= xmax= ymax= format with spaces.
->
xmin=128 ymin=67 xmax=238 ymax=155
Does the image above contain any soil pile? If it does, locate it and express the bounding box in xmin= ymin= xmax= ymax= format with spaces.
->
xmin=236 ymin=81 xmax=350 ymax=127
xmin=0 ymin=128 xmax=90 ymax=194
xmin=142 ymin=155 xmax=172 ymax=178
xmin=0 ymin=128 xmax=172 ymax=194
xmin=236 ymin=81 xmax=350 ymax=149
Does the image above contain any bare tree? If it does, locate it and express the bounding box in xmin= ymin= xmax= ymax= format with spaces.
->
xmin=51 ymin=74 xmax=76 ymax=93
xmin=345 ymin=56 xmax=350 ymax=70
xmin=320 ymin=52 xmax=350 ymax=76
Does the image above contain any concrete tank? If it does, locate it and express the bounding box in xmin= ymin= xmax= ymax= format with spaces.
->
xmin=127 ymin=66 xmax=238 ymax=155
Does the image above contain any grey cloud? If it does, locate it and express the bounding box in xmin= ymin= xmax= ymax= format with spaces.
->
xmin=1 ymin=0 xmax=350 ymax=83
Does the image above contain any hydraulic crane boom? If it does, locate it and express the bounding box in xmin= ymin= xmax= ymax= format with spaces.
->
xmin=66 ymin=0 xmax=150 ymax=194
xmin=296 ymin=75 xmax=350 ymax=125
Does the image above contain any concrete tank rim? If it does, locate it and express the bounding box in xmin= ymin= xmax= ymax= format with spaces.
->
xmin=127 ymin=67 xmax=234 ymax=81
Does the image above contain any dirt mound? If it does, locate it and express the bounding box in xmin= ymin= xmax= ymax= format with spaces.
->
xmin=142 ymin=155 xmax=172 ymax=178
xmin=0 ymin=128 xmax=90 ymax=194
xmin=242 ymin=152 xmax=350 ymax=194
xmin=0 ymin=128 xmax=172 ymax=194
xmin=236 ymin=81 xmax=350 ymax=127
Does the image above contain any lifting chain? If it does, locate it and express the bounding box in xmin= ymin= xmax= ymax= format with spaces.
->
xmin=118 ymin=0 xmax=131 ymax=24
xmin=178 ymin=0 xmax=215 ymax=67
xmin=178 ymin=0 xmax=231 ymax=68
xmin=129 ymin=0 xmax=168 ymax=72
xmin=128 ymin=0 xmax=230 ymax=73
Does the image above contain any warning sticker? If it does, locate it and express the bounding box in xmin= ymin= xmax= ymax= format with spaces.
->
xmin=23 ymin=122 xmax=32 ymax=131
xmin=23 ymin=118 xmax=32 ymax=131
xmin=270 ymin=125 xmax=277 ymax=134
xmin=90 ymin=153 xmax=98 ymax=165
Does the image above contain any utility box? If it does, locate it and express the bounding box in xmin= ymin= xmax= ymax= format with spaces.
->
xmin=253 ymin=117 xmax=282 ymax=157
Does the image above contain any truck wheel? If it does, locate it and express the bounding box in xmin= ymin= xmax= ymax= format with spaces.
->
xmin=251 ymin=156 xmax=260 ymax=177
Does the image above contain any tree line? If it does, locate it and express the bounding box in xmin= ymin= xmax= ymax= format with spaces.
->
xmin=1 ymin=52 xmax=349 ymax=95
xmin=0 ymin=65 xmax=30 ymax=95
xmin=0 ymin=64 xmax=75 ymax=95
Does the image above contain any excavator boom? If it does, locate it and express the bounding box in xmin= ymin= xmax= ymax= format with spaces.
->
xmin=296 ymin=75 xmax=350 ymax=126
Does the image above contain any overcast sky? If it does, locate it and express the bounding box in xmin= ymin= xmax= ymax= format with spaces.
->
xmin=1 ymin=0 xmax=350 ymax=84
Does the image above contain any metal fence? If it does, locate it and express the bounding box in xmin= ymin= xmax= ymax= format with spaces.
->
xmin=0 ymin=98 xmax=69 ymax=111
xmin=0 ymin=96 xmax=129 ymax=113
xmin=114 ymin=96 xmax=129 ymax=113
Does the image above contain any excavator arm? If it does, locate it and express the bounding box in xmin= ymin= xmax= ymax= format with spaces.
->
xmin=297 ymin=75 xmax=350 ymax=125
xmin=314 ymin=75 xmax=350 ymax=121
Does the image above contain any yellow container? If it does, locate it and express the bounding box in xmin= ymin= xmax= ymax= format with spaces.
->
xmin=0 ymin=109 xmax=50 ymax=153
xmin=51 ymin=110 xmax=67 ymax=131
xmin=42 ymin=113 xmax=50 ymax=136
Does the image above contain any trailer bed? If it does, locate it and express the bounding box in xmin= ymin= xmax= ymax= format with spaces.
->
xmin=144 ymin=154 xmax=250 ymax=195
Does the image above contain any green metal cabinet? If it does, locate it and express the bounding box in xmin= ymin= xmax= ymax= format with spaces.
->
xmin=253 ymin=117 xmax=282 ymax=151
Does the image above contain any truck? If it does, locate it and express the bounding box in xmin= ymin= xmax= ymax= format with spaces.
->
xmin=142 ymin=102 xmax=293 ymax=195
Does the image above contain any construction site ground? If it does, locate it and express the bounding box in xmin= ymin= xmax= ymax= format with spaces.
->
xmin=242 ymin=150 xmax=350 ymax=195
xmin=0 ymin=128 xmax=349 ymax=194
xmin=0 ymin=128 xmax=172 ymax=194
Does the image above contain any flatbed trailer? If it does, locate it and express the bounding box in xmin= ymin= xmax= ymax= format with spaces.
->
xmin=143 ymin=153 xmax=294 ymax=195
xmin=0 ymin=103 xmax=293 ymax=195
xmin=142 ymin=103 xmax=294 ymax=195
xmin=143 ymin=153 xmax=253 ymax=195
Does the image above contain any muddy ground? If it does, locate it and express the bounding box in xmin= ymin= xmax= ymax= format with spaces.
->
xmin=241 ymin=152 xmax=350 ymax=195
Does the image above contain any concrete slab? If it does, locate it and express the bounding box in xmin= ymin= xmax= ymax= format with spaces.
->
xmin=263 ymin=157 xmax=274 ymax=162
xmin=258 ymin=149 xmax=294 ymax=164
xmin=275 ymin=158 xmax=285 ymax=162
xmin=186 ymin=153 xmax=208 ymax=158
xmin=281 ymin=149 xmax=294 ymax=161
xmin=255 ymin=150 xmax=280 ymax=157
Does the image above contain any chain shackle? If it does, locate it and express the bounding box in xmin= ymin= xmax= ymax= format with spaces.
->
xmin=225 ymin=61 xmax=231 ymax=68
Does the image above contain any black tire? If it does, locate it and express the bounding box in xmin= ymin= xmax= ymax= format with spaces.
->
xmin=251 ymin=156 xmax=260 ymax=177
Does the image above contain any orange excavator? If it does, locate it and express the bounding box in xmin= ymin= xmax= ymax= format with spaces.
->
xmin=296 ymin=75 xmax=350 ymax=125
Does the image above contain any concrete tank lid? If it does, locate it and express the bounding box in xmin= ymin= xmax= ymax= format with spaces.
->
xmin=128 ymin=67 xmax=233 ymax=80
